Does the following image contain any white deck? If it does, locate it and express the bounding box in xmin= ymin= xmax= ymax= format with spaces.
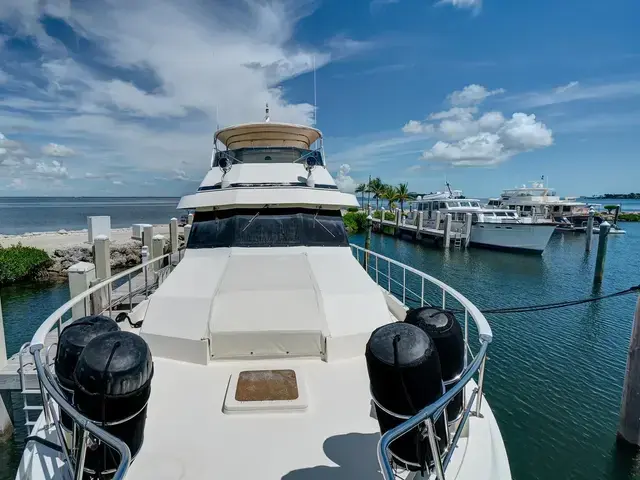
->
xmin=20 ymin=342 xmax=510 ymax=480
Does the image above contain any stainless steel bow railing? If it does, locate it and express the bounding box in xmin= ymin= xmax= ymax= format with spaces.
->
xmin=26 ymin=249 xmax=184 ymax=480
xmin=350 ymin=244 xmax=493 ymax=480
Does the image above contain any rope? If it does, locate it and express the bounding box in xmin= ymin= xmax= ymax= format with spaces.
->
xmin=384 ymin=283 xmax=640 ymax=315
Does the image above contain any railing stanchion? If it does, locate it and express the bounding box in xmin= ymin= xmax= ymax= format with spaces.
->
xmin=108 ymin=287 xmax=112 ymax=317
xmin=464 ymin=309 xmax=469 ymax=367
xmin=442 ymin=288 xmax=446 ymax=309
xmin=387 ymin=260 xmax=391 ymax=292
xmin=426 ymin=419 xmax=445 ymax=480
xmin=75 ymin=429 xmax=89 ymax=480
xmin=375 ymin=255 xmax=379 ymax=285
xmin=402 ymin=268 xmax=406 ymax=305
xmin=37 ymin=378 xmax=51 ymax=427
xmin=475 ymin=354 xmax=487 ymax=416
xmin=128 ymin=273 xmax=133 ymax=312
xmin=421 ymin=277 xmax=425 ymax=307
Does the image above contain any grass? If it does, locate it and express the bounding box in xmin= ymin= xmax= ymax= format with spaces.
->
xmin=0 ymin=244 xmax=52 ymax=285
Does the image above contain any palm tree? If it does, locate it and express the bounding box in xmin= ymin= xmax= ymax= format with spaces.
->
xmin=382 ymin=184 xmax=399 ymax=210
xmin=395 ymin=182 xmax=414 ymax=213
xmin=368 ymin=177 xmax=385 ymax=211
xmin=355 ymin=183 xmax=367 ymax=208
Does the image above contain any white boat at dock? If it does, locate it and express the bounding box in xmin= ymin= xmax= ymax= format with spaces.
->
xmin=14 ymin=113 xmax=511 ymax=480
xmin=486 ymin=182 xmax=626 ymax=235
xmin=410 ymin=196 xmax=556 ymax=254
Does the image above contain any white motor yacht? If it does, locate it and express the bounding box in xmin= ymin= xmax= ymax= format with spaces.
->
xmin=411 ymin=197 xmax=556 ymax=254
xmin=16 ymin=116 xmax=511 ymax=480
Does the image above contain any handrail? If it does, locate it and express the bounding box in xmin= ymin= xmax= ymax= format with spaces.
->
xmin=349 ymin=244 xmax=492 ymax=344
xmin=27 ymin=250 xmax=182 ymax=480
xmin=30 ymin=251 xmax=175 ymax=351
xmin=350 ymin=244 xmax=492 ymax=480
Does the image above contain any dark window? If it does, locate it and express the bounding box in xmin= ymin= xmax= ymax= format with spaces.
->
xmin=472 ymin=213 xmax=478 ymax=223
xmin=562 ymin=206 xmax=571 ymax=212
xmin=188 ymin=208 xmax=349 ymax=248
xmin=439 ymin=202 xmax=447 ymax=209
xmin=213 ymin=148 xmax=323 ymax=166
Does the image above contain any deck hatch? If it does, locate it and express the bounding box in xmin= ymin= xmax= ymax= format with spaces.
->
xmin=235 ymin=369 xmax=299 ymax=401
xmin=223 ymin=368 xmax=308 ymax=413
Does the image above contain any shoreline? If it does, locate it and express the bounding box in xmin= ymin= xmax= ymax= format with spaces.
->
xmin=0 ymin=225 xmax=172 ymax=253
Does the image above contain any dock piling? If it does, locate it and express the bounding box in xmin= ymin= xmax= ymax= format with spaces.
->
xmin=586 ymin=208 xmax=595 ymax=252
xmin=435 ymin=211 xmax=442 ymax=231
xmin=394 ymin=209 xmax=401 ymax=236
xmin=618 ymin=294 xmax=640 ymax=447
xmin=443 ymin=213 xmax=452 ymax=249
xmin=0 ymin=296 xmax=12 ymax=443
xmin=143 ymin=225 xmax=154 ymax=254
xmin=152 ymin=235 xmax=165 ymax=269
xmin=417 ymin=212 xmax=424 ymax=239
xmin=594 ymin=221 xmax=611 ymax=284
xmin=464 ymin=213 xmax=472 ymax=247
xmin=364 ymin=215 xmax=372 ymax=270
xmin=68 ymin=262 xmax=96 ymax=320
xmin=187 ymin=213 xmax=194 ymax=225
xmin=169 ymin=218 xmax=178 ymax=254
xmin=183 ymin=224 xmax=192 ymax=246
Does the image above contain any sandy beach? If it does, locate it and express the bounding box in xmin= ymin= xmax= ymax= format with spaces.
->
xmin=0 ymin=225 xmax=173 ymax=252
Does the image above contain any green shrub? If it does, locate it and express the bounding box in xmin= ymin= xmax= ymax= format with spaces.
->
xmin=0 ymin=245 xmax=52 ymax=284
xmin=342 ymin=211 xmax=368 ymax=234
xmin=347 ymin=207 xmax=359 ymax=213
xmin=619 ymin=213 xmax=640 ymax=222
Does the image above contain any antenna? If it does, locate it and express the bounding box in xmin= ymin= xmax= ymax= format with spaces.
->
xmin=313 ymin=56 xmax=317 ymax=126
xmin=215 ymin=105 xmax=219 ymax=131
xmin=264 ymin=103 xmax=270 ymax=122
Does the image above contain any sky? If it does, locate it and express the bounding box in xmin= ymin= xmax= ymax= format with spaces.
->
xmin=0 ymin=0 xmax=639 ymax=198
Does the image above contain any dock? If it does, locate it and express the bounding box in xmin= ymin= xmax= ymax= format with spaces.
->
xmin=370 ymin=208 xmax=471 ymax=249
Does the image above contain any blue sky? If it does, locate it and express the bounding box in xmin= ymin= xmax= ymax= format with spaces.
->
xmin=0 ymin=0 xmax=638 ymax=198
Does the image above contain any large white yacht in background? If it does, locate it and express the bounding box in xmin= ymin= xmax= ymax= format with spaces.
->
xmin=410 ymin=196 xmax=557 ymax=254
xmin=17 ymin=113 xmax=511 ymax=480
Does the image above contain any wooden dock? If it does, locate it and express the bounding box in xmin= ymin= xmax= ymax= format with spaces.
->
xmin=371 ymin=209 xmax=471 ymax=249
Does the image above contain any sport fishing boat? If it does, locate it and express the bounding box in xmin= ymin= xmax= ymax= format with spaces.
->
xmin=16 ymin=112 xmax=511 ymax=480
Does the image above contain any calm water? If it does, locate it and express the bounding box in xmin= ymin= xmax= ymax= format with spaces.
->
xmin=0 ymin=197 xmax=181 ymax=235
xmin=1 ymin=220 xmax=640 ymax=479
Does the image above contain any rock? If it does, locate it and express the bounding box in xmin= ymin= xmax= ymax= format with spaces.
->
xmin=58 ymin=229 xmax=68 ymax=235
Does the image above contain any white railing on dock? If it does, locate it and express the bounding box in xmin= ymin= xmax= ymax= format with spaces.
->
xmin=24 ymin=249 xmax=184 ymax=480
xmin=350 ymin=244 xmax=493 ymax=480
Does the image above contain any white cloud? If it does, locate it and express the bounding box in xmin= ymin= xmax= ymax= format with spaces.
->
xmin=402 ymin=120 xmax=435 ymax=134
xmin=554 ymin=81 xmax=579 ymax=94
xmin=512 ymin=80 xmax=640 ymax=108
xmin=448 ymin=84 xmax=505 ymax=106
xmin=173 ymin=169 xmax=190 ymax=181
xmin=403 ymin=85 xmax=553 ymax=166
xmin=34 ymin=159 xmax=69 ymax=179
xmin=436 ymin=0 xmax=482 ymax=13
xmin=423 ymin=133 xmax=504 ymax=165
xmin=41 ymin=143 xmax=76 ymax=157
xmin=334 ymin=164 xmax=357 ymax=193
xmin=112 ymin=180 xmax=124 ymax=185
xmin=0 ymin=1 xmax=371 ymax=193
xmin=7 ymin=178 xmax=26 ymax=190
xmin=0 ymin=70 xmax=8 ymax=84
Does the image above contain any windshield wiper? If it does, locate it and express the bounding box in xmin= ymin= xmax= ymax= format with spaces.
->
xmin=313 ymin=211 xmax=335 ymax=237
xmin=242 ymin=206 xmax=267 ymax=232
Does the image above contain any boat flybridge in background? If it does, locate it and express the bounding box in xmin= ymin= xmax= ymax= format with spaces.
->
xmin=18 ymin=112 xmax=511 ymax=480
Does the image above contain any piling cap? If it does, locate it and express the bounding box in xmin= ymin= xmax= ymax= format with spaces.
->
xmin=600 ymin=221 xmax=611 ymax=227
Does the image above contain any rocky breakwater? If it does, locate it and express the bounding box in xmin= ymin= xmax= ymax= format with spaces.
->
xmin=47 ymin=241 xmax=143 ymax=278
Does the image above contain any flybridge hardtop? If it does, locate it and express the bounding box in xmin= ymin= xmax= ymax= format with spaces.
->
xmin=178 ymin=121 xmax=359 ymax=210
xmin=215 ymin=122 xmax=322 ymax=149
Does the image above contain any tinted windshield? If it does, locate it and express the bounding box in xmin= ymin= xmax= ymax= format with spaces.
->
xmin=213 ymin=148 xmax=323 ymax=166
xmin=188 ymin=208 xmax=348 ymax=248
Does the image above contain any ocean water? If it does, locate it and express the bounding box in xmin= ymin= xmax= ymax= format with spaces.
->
xmin=0 ymin=197 xmax=181 ymax=235
xmin=1 ymin=206 xmax=640 ymax=479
